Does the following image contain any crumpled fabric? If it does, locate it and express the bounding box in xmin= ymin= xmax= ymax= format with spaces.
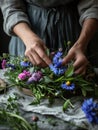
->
xmin=0 ymin=70 xmax=98 ymax=130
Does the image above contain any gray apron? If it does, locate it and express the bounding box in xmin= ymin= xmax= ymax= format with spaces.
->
xmin=9 ymin=1 xmax=98 ymax=67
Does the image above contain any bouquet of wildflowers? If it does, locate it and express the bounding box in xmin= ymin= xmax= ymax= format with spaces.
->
xmin=0 ymin=49 xmax=98 ymax=111
xmin=1 ymin=47 xmax=98 ymax=127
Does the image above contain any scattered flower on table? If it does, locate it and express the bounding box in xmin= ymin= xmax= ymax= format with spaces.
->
xmin=82 ymin=98 xmax=98 ymax=124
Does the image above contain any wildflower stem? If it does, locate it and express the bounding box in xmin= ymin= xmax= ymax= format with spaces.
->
xmin=61 ymin=96 xmax=74 ymax=108
xmin=0 ymin=110 xmax=32 ymax=130
xmin=7 ymin=84 xmax=17 ymax=88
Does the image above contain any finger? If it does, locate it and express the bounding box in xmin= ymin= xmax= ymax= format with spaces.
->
xmin=62 ymin=52 xmax=74 ymax=65
xmin=35 ymin=47 xmax=52 ymax=66
xmin=74 ymin=65 xmax=87 ymax=75
xmin=25 ymin=52 xmax=36 ymax=65
xmin=73 ymin=56 xmax=88 ymax=70
xmin=27 ymin=53 xmax=36 ymax=66
xmin=31 ymin=50 xmax=48 ymax=67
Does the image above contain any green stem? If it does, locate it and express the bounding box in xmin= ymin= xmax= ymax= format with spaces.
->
xmin=61 ymin=96 xmax=74 ymax=108
xmin=7 ymin=84 xmax=17 ymax=88
xmin=0 ymin=111 xmax=32 ymax=130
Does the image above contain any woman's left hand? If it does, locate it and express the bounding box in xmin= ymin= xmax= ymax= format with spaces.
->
xmin=62 ymin=43 xmax=89 ymax=75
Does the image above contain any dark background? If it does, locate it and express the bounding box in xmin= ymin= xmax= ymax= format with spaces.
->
xmin=0 ymin=10 xmax=10 ymax=68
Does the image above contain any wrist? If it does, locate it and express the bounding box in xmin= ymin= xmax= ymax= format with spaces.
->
xmin=73 ymin=41 xmax=87 ymax=53
xmin=13 ymin=22 xmax=38 ymax=45
xmin=74 ymin=33 xmax=89 ymax=52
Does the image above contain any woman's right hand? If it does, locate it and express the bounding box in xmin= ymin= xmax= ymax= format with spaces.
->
xmin=25 ymin=36 xmax=52 ymax=67
xmin=13 ymin=22 xmax=51 ymax=67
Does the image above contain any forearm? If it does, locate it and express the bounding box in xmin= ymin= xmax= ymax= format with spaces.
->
xmin=13 ymin=22 xmax=39 ymax=46
xmin=74 ymin=18 xmax=98 ymax=51
xmin=13 ymin=22 xmax=51 ymax=66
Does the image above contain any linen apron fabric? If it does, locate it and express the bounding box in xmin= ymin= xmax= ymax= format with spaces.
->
xmin=9 ymin=1 xmax=81 ymax=55
xmin=9 ymin=1 xmax=98 ymax=67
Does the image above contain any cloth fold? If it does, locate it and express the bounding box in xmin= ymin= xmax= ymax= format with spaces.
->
xmin=0 ymin=69 xmax=96 ymax=130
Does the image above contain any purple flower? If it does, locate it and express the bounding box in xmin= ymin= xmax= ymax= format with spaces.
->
xmin=37 ymin=71 xmax=43 ymax=79
xmin=1 ymin=59 xmax=6 ymax=69
xmin=20 ymin=61 xmax=30 ymax=67
xmin=82 ymin=98 xmax=98 ymax=123
xmin=27 ymin=71 xmax=43 ymax=84
xmin=61 ymin=81 xmax=75 ymax=90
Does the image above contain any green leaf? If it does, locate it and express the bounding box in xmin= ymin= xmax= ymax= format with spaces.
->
xmin=64 ymin=41 xmax=67 ymax=48
xmin=29 ymin=67 xmax=35 ymax=73
xmin=82 ymin=86 xmax=94 ymax=91
xmin=46 ymin=48 xmax=50 ymax=56
xmin=44 ymin=76 xmax=53 ymax=83
xmin=63 ymin=99 xmax=70 ymax=111
xmin=81 ymin=88 xmax=87 ymax=97
xmin=21 ymin=122 xmax=29 ymax=130
xmin=54 ymin=76 xmax=64 ymax=82
xmin=65 ymin=64 xmax=74 ymax=77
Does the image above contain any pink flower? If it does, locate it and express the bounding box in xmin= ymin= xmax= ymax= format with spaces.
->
xmin=1 ymin=59 xmax=6 ymax=69
xmin=23 ymin=70 xmax=31 ymax=77
xmin=18 ymin=73 xmax=27 ymax=80
xmin=18 ymin=70 xmax=31 ymax=80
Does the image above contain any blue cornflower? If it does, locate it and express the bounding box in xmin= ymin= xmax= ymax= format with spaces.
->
xmin=82 ymin=98 xmax=98 ymax=123
xmin=54 ymin=51 xmax=63 ymax=58
xmin=49 ymin=64 xmax=59 ymax=75
xmin=61 ymin=81 xmax=75 ymax=90
xmin=6 ymin=63 xmax=16 ymax=70
xmin=49 ymin=64 xmax=66 ymax=75
xmin=49 ymin=51 xmax=66 ymax=75
xmin=54 ymin=61 xmax=62 ymax=68
xmin=20 ymin=61 xmax=30 ymax=67
xmin=53 ymin=51 xmax=63 ymax=64
xmin=58 ymin=67 xmax=66 ymax=75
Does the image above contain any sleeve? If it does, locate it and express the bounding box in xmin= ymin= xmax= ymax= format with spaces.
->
xmin=0 ymin=0 xmax=30 ymax=36
xmin=77 ymin=0 xmax=98 ymax=26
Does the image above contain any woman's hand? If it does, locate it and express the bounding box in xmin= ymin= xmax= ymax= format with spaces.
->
xmin=13 ymin=22 xmax=51 ymax=67
xmin=62 ymin=18 xmax=98 ymax=75
xmin=25 ymin=36 xmax=51 ymax=67
xmin=62 ymin=43 xmax=89 ymax=75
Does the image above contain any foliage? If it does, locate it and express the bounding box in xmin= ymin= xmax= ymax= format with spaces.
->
xmin=0 ymin=50 xmax=98 ymax=127
xmin=0 ymin=52 xmax=98 ymax=110
xmin=0 ymin=95 xmax=35 ymax=130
